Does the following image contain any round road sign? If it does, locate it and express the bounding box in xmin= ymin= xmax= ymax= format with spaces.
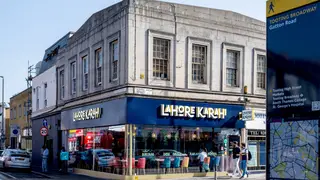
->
xmin=13 ymin=129 xmax=19 ymax=135
xmin=40 ymin=127 xmax=48 ymax=136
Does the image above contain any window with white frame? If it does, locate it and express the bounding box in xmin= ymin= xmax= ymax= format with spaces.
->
xmin=14 ymin=107 xmax=16 ymax=119
xmin=19 ymin=104 xmax=22 ymax=117
xmin=24 ymin=101 xmax=27 ymax=116
xmin=71 ymin=62 xmax=76 ymax=94
xmin=36 ymin=87 xmax=40 ymax=110
xmin=110 ymin=40 xmax=119 ymax=81
xmin=153 ymin=38 xmax=170 ymax=80
xmin=44 ymin=83 xmax=47 ymax=107
xmin=257 ymin=55 xmax=266 ymax=89
xmin=95 ymin=48 xmax=102 ymax=85
xmin=60 ymin=70 xmax=65 ymax=100
xmin=226 ymin=50 xmax=239 ymax=87
xmin=192 ymin=44 xmax=207 ymax=84
xmin=82 ymin=56 xmax=88 ymax=90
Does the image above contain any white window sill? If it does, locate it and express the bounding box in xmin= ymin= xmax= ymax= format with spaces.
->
xmin=223 ymin=85 xmax=242 ymax=93
xmin=188 ymin=82 xmax=210 ymax=91
xmin=149 ymin=79 xmax=173 ymax=87
xmin=255 ymin=88 xmax=266 ymax=95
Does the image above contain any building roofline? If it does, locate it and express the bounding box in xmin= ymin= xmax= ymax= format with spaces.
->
xmin=10 ymin=87 xmax=32 ymax=100
xmin=44 ymin=31 xmax=75 ymax=53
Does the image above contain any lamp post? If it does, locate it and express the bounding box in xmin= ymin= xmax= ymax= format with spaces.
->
xmin=0 ymin=76 xmax=4 ymax=149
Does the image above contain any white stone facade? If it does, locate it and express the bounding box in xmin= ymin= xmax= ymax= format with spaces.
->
xmin=55 ymin=0 xmax=266 ymax=110
xmin=32 ymin=65 xmax=57 ymax=117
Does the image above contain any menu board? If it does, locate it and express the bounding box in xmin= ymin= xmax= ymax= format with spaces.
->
xmin=248 ymin=142 xmax=257 ymax=167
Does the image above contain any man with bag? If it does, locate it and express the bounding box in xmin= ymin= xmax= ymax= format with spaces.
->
xmin=239 ymin=143 xmax=251 ymax=179
xmin=60 ymin=146 xmax=69 ymax=174
xmin=231 ymin=141 xmax=241 ymax=177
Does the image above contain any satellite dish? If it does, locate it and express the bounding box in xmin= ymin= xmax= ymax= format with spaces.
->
xmin=35 ymin=61 xmax=42 ymax=75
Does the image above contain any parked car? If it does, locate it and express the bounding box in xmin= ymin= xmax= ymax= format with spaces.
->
xmin=0 ymin=149 xmax=31 ymax=171
xmin=93 ymin=149 xmax=115 ymax=167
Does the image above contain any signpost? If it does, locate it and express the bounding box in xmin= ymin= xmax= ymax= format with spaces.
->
xmin=43 ymin=119 xmax=48 ymax=127
xmin=267 ymin=0 xmax=320 ymax=179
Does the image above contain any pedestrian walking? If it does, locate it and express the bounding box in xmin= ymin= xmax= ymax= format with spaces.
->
xmin=42 ymin=145 xmax=49 ymax=173
xmin=197 ymin=145 xmax=208 ymax=173
xmin=231 ymin=141 xmax=241 ymax=177
xmin=239 ymin=143 xmax=249 ymax=179
xmin=59 ymin=146 xmax=69 ymax=174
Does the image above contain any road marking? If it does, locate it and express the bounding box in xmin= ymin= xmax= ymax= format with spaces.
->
xmin=0 ymin=171 xmax=17 ymax=179
xmin=31 ymin=171 xmax=52 ymax=178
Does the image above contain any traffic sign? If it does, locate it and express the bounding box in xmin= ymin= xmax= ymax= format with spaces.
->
xmin=43 ymin=119 xmax=48 ymax=127
xmin=40 ymin=127 xmax=48 ymax=136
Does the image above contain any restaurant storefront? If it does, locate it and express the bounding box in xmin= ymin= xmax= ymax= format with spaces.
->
xmin=243 ymin=109 xmax=266 ymax=170
xmin=61 ymin=97 xmax=245 ymax=178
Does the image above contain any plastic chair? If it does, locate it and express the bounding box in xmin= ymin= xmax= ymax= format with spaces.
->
xmin=136 ymin=158 xmax=146 ymax=175
xmin=203 ymin=157 xmax=210 ymax=172
xmin=112 ymin=157 xmax=121 ymax=174
xmin=123 ymin=158 xmax=135 ymax=175
xmin=181 ymin=157 xmax=189 ymax=173
xmin=173 ymin=157 xmax=181 ymax=173
xmin=162 ymin=157 xmax=171 ymax=174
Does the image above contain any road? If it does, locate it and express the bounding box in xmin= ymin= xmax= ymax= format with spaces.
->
xmin=0 ymin=169 xmax=265 ymax=180
xmin=0 ymin=169 xmax=49 ymax=179
xmin=0 ymin=169 xmax=105 ymax=180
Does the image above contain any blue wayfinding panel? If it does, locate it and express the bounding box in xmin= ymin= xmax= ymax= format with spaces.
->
xmin=267 ymin=2 xmax=320 ymax=116
xmin=127 ymin=97 xmax=244 ymax=128
xmin=267 ymin=2 xmax=320 ymax=180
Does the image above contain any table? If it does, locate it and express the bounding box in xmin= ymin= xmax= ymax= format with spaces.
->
xmin=117 ymin=159 xmax=138 ymax=175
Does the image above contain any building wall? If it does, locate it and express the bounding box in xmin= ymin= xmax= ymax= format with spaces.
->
xmin=32 ymin=113 xmax=61 ymax=171
xmin=55 ymin=0 xmax=266 ymax=113
xmin=127 ymin=0 xmax=266 ymax=105
xmin=56 ymin=0 xmax=130 ymax=106
xmin=32 ymin=65 xmax=57 ymax=117
xmin=9 ymin=88 xmax=32 ymax=149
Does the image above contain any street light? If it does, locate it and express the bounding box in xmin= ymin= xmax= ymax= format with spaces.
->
xmin=0 ymin=76 xmax=4 ymax=149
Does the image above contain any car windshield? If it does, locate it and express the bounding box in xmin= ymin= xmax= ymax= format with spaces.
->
xmin=96 ymin=151 xmax=113 ymax=157
xmin=10 ymin=151 xmax=30 ymax=158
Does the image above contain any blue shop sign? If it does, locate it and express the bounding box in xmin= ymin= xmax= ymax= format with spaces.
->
xmin=127 ymin=97 xmax=244 ymax=128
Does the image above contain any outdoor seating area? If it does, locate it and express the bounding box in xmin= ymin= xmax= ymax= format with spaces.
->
xmin=67 ymin=125 xmax=238 ymax=176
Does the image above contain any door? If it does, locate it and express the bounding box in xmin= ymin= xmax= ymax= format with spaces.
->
xmin=46 ymin=139 xmax=53 ymax=164
xmin=57 ymin=130 xmax=62 ymax=169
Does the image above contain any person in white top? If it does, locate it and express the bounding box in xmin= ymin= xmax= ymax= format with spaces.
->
xmin=197 ymin=146 xmax=207 ymax=173
xmin=42 ymin=145 xmax=49 ymax=173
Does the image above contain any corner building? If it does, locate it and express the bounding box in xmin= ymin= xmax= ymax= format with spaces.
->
xmin=54 ymin=0 xmax=266 ymax=178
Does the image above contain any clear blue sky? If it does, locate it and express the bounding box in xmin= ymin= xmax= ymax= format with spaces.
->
xmin=0 ymin=0 xmax=266 ymax=103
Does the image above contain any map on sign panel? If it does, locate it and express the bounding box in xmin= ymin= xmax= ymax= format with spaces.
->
xmin=269 ymin=120 xmax=319 ymax=180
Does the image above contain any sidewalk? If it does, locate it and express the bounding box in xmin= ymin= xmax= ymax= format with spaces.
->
xmin=162 ymin=172 xmax=265 ymax=180
xmin=33 ymin=170 xmax=265 ymax=180
xmin=32 ymin=171 xmax=107 ymax=180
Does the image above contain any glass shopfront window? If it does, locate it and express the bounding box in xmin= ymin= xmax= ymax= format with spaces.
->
xmin=133 ymin=125 xmax=240 ymax=174
xmin=67 ymin=125 xmax=128 ymax=174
